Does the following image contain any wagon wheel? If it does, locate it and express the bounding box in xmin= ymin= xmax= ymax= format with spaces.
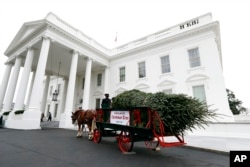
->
xmin=118 ymin=130 xmax=134 ymax=153
xmin=93 ymin=128 xmax=102 ymax=143
xmin=144 ymin=110 xmax=160 ymax=150
xmin=145 ymin=137 xmax=160 ymax=150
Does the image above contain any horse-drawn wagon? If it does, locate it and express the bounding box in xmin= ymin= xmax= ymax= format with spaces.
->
xmin=92 ymin=107 xmax=185 ymax=153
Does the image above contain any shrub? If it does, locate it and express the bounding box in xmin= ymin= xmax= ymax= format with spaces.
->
xmin=3 ymin=111 xmax=10 ymax=116
xmin=14 ymin=110 xmax=25 ymax=115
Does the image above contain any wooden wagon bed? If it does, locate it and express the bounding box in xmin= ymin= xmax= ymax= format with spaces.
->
xmin=93 ymin=107 xmax=185 ymax=152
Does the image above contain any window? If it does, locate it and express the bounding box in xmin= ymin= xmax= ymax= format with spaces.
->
xmin=119 ymin=66 xmax=125 ymax=82
xmin=96 ymin=98 xmax=101 ymax=109
xmin=97 ymin=73 xmax=102 ymax=86
xmin=188 ymin=48 xmax=201 ymax=68
xmin=161 ymin=55 xmax=171 ymax=73
xmin=138 ymin=61 xmax=146 ymax=78
xmin=82 ymin=78 xmax=85 ymax=89
xmin=192 ymin=85 xmax=206 ymax=103
xmin=47 ymin=105 xmax=50 ymax=116
xmin=54 ymin=104 xmax=58 ymax=118
xmin=49 ymin=86 xmax=53 ymax=96
xmin=57 ymin=84 xmax=61 ymax=95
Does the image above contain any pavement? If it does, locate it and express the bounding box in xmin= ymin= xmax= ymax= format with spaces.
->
xmin=0 ymin=127 xmax=231 ymax=167
xmin=3 ymin=121 xmax=250 ymax=155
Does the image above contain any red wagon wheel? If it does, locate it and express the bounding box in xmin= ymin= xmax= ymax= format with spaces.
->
xmin=144 ymin=109 xmax=161 ymax=150
xmin=118 ymin=130 xmax=134 ymax=153
xmin=93 ymin=128 xmax=102 ymax=143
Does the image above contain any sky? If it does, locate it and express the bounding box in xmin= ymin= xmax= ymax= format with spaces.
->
xmin=0 ymin=0 xmax=249 ymax=108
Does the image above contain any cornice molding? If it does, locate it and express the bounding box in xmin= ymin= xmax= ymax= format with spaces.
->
xmin=5 ymin=24 xmax=47 ymax=56
xmin=5 ymin=13 xmax=220 ymax=67
xmin=45 ymin=26 xmax=109 ymax=66
xmin=111 ymin=22 xmax=219 ymax=60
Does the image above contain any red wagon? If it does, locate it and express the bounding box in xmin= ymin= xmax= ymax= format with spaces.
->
xmin=93 ymin=107 xmax=185 ymax=153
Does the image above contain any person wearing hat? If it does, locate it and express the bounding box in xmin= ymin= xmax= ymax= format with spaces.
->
xmin=101 ymin=93 xmax=111 ymax=109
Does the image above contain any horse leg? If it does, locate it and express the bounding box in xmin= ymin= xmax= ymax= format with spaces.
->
xmin=76 ymin=124 xmax=80 ymax=137
xmin=87 ymin=123 xmax=93 ymax=140
xmin=80 ymin=124 xmax=84 ymax=136
xmin=83 ymin=124 xmax=87 ymax=133
xmin=79 ymin=124 xmax=83 ymax=137
xmin=77 ymin=124 xmax=82 ymax=138
xmin=76 ymin=126 xmax=79 ymax=137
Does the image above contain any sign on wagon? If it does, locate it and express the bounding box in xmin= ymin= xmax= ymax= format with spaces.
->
xmin=110 ymin=111 xmax=130 ymax=125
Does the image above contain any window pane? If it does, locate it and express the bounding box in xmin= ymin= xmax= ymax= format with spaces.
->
xmin=119 ymin=67 xmax=125 ymax=82
xmin=54 ymin=104 xmax=58 ymax=118
xmin=138 ymin=62 xmax=146 ymax=78
xmin=161 ymin=55 xmax=171 ymax=73
xmin=57 ymin=84 xmax=61 ymax=95
xmin=193 ymin=85 xmax=206 ymax=103
xmin=50 ymin=86 xmax=53 ymax=96
xmin=82 ymin=78 xmax=85 ymax=89
xmin=97 ymin=73 xmax=102 ymax=86
xmin=96 ymin=98 xmax=101 ymax=109
xmin=188 ymin=48 xmax=201 ymax=68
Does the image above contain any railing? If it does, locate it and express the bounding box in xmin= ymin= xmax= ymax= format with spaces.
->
xmin=46 ymin=12 xmax=212 ymax=56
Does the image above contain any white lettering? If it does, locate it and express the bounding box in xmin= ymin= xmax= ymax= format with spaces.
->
xmin=234 ymin=155 xmax=247 ymax=162
xmin=241 ymin=155 xmax=247 ymax=162
xmin=234 ymin=155 xmax=241 ymax=162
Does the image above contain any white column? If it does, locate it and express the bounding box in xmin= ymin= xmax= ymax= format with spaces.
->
xmin=65 ymin=51 xmax=78 ymax=112
xmin=14 ymin=48 xmax=34 ymax=111
xmin=104 ymin=66 xmax=110 ymax=94
xmin=57 ymin=79 xmax=68 ymax=120
xmin=40 ymin=75 xmax=50 ymax=113
xmin=26 ymin=71 xmax=36 ymax=108
xmin=59 ymin=51 xmax=78 ymax=128
xmin=82 ymin=58 xmax=92 ymax=109
xmin=2 ymin=56 xmax=22 ymax=112
xmin=26 ymin=37 xmax=50 ymax=112
xmin=0 ymin=62 xmax=13 ymax=111
xmin=20 ymin=37 xmax=50 ymax=129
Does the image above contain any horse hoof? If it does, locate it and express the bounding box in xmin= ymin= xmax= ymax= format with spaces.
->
xmin=88 ymin=136 xmax=93 ymax=140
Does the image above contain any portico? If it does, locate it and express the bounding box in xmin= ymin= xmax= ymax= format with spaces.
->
xmin=0 ymin=13 xmax=109 ymax=129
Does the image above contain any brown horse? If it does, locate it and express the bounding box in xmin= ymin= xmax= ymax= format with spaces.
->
xmin=71 ymin=109 xmax=96 ymax=139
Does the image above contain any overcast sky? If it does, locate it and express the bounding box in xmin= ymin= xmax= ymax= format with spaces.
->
xmin=0 ymin=0 xmax=249 ymax=108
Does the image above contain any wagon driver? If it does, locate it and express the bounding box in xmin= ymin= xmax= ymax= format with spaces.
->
xmin=101 ymin=93 xmax=111 ymax=109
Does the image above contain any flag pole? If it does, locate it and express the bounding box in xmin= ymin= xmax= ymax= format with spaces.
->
xmin=114 ymin=32 xmax=117 ymax=47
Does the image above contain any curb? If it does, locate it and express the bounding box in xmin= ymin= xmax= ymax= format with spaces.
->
xmin=184 ymin=145 xmax=229 ymax=155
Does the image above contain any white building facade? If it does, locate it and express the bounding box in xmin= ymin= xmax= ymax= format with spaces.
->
xmin=0 ymin=13 xmax=234 ymax=130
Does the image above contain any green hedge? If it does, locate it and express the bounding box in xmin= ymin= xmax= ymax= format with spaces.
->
xmin=3 ymin=111 xmax=10 ymax=116
xmin=14 ymin=110 xmax=25 ymax=115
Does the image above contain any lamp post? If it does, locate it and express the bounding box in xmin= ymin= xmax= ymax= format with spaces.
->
xmin=52 ymin=61 xmax=61 ymax=102
xmin=52 ymin=90 xmax=58 ymax=101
